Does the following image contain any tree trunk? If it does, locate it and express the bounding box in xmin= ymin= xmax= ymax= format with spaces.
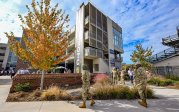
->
xmin=40 ymin=70 xmax=45 ymax=91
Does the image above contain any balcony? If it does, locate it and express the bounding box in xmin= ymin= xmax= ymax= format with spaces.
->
xmin=149 ymin=47 xmax=179 ymax=63
xmin=85 ymin=31 xmax=89 ymax=42
xmin=96 ymin=49 xmax=103 ymax=58
xmin=69 ymin=26 xmax=75 ymax=35
xmin=85 ymin=16 xmax=89 ymax=25
xmin=67 ymin=53 xmax=74 ymax=60
xmin=114 ymin=57 xmax=123 ymax=62
xmin=162 ymin=34 xmax=179 ymax=48
xmin=84 ymin=47 xmax=97 ymax=58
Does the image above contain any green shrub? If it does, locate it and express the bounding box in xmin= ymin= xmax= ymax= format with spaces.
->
xmin=15 ymin=83 xmax=31 ymax=92
xmin=165 ymin=75 xmax=179 ymax=81
xmin=147 ymin=77 xmax=174 ymax=86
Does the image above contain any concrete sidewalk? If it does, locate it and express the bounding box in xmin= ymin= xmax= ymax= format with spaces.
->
xmin=0 ymin=76 xmax=179 ymax=112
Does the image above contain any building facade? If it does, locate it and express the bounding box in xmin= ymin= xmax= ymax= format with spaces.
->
xmin=0 ymin=43 xmax=7 ymax=69
xmin=150 ymin=26 xmax=179 ymax=76
xmin=2 ymin=37 xmax=21 ymax=70
xmin=66 ymin=2 xmax=123 ymax=73
xmin=15 ymin=2 xmax=123 ymax=73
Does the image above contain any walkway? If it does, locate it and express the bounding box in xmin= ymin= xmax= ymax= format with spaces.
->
xmin=0 ymin=76 xmax=179 ymax=112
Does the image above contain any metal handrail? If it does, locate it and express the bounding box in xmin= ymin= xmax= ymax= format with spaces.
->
xmin=149 ymin=47 xmax=179 ymax=63
xmin=162 ymin=34 xmax=178 ymax=42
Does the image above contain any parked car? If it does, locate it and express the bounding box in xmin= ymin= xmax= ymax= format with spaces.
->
xmin=53 ymin=66 xmax=67 ymax=73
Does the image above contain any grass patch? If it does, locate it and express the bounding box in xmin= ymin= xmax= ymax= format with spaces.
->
xmin=40 ymin=86 xmax=71 ymax=101
xmin=91 ymin=83 xmax=154 ymax=100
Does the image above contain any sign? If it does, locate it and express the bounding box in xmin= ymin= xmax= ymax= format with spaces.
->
xmin=110 ymin=49 xmax=114 ymax=54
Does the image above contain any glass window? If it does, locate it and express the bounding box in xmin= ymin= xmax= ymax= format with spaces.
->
xmin=113 ymin=28 xmax=123 ymax=50
xmin=94 ymin=64 xmax=99 ymax=71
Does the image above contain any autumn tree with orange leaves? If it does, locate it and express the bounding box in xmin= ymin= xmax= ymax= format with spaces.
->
xmin=5 ymin=0 xmax=72 ymax=90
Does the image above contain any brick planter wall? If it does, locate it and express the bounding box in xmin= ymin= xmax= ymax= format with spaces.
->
xmin=10 ymin=73 xmax=97 ymax=93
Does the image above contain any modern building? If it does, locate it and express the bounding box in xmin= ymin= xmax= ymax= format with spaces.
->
xmin=149 ymin=26 xmax=179 ymax=75
xmin=0 ymin=43 xmax=7 ymax=69
xmin=15 ymin=2 xmax=123 ymax=73
xmin=66 ymin=2 xmax=123 ymax=73
xmin=2 ymin=37 xmax=21 ymax=70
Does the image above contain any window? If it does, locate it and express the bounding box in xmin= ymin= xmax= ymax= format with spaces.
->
xmin=0 ymin=53 xmax=5 ymax=56
xmin=90 ymin=5 xmax=96 ymax=25
xmin=113 ymin=28 xmax=123 ymax=50
xmin=90 ymin=24 xmax=96 ymax=39
xmin=0 ymin=47 xmax=6 ymax=50
xmin=97 ymin=28 xmax=102 ymax=41
xmin=97 ymin=10 xmax=102 ymax=28
xmin=94 ymin=64 xmax=99 ymax=71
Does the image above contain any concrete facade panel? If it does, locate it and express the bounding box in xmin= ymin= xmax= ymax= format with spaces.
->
xmin=154 ymin=56 xmax=179 ymax=67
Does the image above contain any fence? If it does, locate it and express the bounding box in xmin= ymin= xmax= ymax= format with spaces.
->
xmin=153 ymin=66 xmax=179 ymax=76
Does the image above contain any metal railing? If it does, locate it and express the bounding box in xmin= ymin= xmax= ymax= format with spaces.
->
xmin=85 ymin=16 xmax=89 ymax=25
xmin=96 ymin=49 xmax=103 ymax=58
xmin=89 ymin=31 xmax=96 ymax=39
xmin=85 ymin=31 xmax=89 ymax=40
xmin=149 ymin=47 xmax=179 ymax=63
xmin=85 ymin=47 xmax=97 ymax=57
xmin=84 ymin=47 xmax=105 ymax=59
xmin=162 ymin=34 xmax=179 ymax=43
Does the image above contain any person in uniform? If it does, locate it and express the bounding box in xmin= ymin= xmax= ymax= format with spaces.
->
xmin=117 ymin=68 xmax=121 ymax=84
xmin=134 ymin=62 xmax=148 ymax=108
xmin=79 ymin=65 xmax=95 ymax=108
xmin=120 ymin=67 xmax=125 ymax=85
xmin=112 ymin=67 xmax=118 ymax=85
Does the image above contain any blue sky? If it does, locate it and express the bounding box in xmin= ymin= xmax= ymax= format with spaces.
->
xmin=0 ymin=0 xmax=179 ymax=64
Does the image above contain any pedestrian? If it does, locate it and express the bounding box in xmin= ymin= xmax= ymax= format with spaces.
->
xmin=112 ymin=67 xmax=118 ymax=85
xmin=24 ymin=69 xmax=30 ymax=74
xmin=0 ymin=70 xmax=3 ymax=76
xmin=10 ymin=69 xmax=15 ymax=79
xmin=134 ymin=62 xmax=148 ymax=108
xmin=67 ymin=69 xmax=71 ymax=73
xmin=79 ymin=65 xmax=95 ymax=108
xmin=128 ymin=67 xmax=134 ymax=84
xmin=120 ymin=67 xmax=125 ymax=85
xmin=117 ymin=68 xmax=121 ymax=84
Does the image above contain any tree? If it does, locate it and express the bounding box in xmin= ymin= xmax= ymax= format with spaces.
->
xmin=130 ymin=44 xmax=153 ymax=69
xmin=5 ymin=0 xmax=72 ymax=90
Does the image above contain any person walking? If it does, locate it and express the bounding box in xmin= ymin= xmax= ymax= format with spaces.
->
xmin=120 ymin=67 xmax=125 ymax=85
xmin=79 ymin=65 xmax=95 ymax=108
xmin=134 ymin=62 xmax=148 ymax=108
xmin=10 ymin=69 xmax=15 ymax=79
xmin=128 ymin=67 xmax=134 ymax=84
xmin=117 ymin=68 xmax=121 ymax=84
xmin=112 ymin=67 xmax=118 ymax=85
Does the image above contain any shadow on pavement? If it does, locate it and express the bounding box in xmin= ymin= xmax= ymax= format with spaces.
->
xmin=0 ymin=76 xmax=12 ymax=85
xmin=73 ymin=99 xmax=179 ymax=112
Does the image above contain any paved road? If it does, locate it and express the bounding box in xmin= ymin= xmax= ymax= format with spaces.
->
xmin=0 ymin=76 xmax=179 ymax=112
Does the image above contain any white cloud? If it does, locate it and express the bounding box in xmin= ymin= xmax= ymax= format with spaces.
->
xmin=0 ymin=0 xmax=179 ymax=64
xmin=0 ymin=0 xmax=24 ymax=43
